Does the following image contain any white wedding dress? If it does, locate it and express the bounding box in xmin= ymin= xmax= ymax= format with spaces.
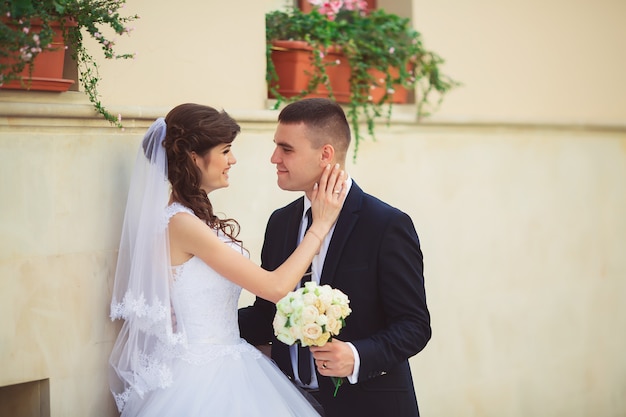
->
xmin=120 ymin=203 xmax=319 ymax=416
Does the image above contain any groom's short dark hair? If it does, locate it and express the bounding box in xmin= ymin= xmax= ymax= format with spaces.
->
xmin=278 ymin=98 xmax=351 ymax=157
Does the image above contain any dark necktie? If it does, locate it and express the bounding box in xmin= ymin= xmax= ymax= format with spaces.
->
xmin=298 ymin=208 xmax=313 ymax=385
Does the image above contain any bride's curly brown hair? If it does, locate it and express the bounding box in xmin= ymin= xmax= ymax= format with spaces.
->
xmin=163 ymin=103 xmax=242 ymax=243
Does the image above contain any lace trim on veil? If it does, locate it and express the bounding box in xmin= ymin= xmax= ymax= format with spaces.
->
xmin=112 ymin=351 xmax=175 ymax=412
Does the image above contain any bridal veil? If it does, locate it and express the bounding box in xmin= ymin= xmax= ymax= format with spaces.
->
xmin=108 ymin=118 xmax=186 ymax=412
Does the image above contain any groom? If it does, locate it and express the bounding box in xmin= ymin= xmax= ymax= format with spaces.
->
xmin=239 ymin=98 xmax=431 ymax=417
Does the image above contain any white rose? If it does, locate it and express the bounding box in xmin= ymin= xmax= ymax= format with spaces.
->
xmin=290 ymin=312 xmax=304 ymax=328
xmin=301 ymin=323 xmax=323 ymax=346
xmin=276 ymin=327 xmax=296 ymax=345
xmin=302 ymin=291 xmax=318 ymax=307
xmin=276 ymin=294 xmax=295 ymax=315
xmin=332 ymin=289 xmax=349 ymax=305
xmin=326 ymin=316 xmax=343 ymax=335
xmin=290 ymin=296 xmax=305 ymax=312
xmin=315 ymin=313 xmax=328 ymax=328
xmin=317 ymin=287 xmax=333 ymax=310
xmin=319 ymin=284 xmax=332 ymax=294
xmin=273 ymin=312 xmax=287 ymax=330
xmin=290 ymin=325 xmax=303 ymax=341
xmin=278 ymin=304 xmax=293 ymax=315
xmin=326 ymin=304 xmax=343 ymax=320
xmin=301 ymin=304 xmax=319 ymax=324
xmin=303 ymin=281 xmax=317 ymax=291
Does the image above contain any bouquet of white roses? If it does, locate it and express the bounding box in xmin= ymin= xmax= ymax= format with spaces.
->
xmin=273 ymin=281 xmax=352 ymax=347
xmin=273 ymin=281 xmax=352 ymax=396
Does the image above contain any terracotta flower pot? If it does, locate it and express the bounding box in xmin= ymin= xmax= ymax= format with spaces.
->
xmin=269 ymin=40 xmax=411 ymax=105
xmin=0 ymin=18 xmax=75 ymax=92
xmin=269 ymin=40 xmax=352 ymax=103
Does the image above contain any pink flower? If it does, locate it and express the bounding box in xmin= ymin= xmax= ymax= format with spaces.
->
xmin=317 ymin=0 xmax=343 ymax=18
xmin=20 ymin=50 xmax=33 ymax=61
xmin=343 ymin=0 xmax=357 ymax=10
xmin=308 ymin=0 xmax=368 ymax=20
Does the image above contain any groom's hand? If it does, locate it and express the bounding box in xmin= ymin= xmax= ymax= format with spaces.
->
xmin=311 ymin=339 xmax=354 ymax=378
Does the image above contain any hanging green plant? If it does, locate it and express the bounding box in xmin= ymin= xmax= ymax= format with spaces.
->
xmin=0 ymin=0 xmax=138 ymax=128
xmin=266 ymin=3 xmax=459 ymax=158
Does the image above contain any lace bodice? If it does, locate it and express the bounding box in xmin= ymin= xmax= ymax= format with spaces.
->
xmin=166 ymin=203 xmax=249 ymax=348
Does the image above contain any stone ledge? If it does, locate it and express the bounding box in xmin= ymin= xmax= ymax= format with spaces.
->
xmin=1 ymin=91 xmax=625 ymax=132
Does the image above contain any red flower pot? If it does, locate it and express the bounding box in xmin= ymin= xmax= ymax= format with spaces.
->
xmin=269 ymin=40 xmax=411 ymax=105
xmin=269 ymin=40 xmax=352 ymax=103
xmin=0 ymin=18 xmax=75 ymax=92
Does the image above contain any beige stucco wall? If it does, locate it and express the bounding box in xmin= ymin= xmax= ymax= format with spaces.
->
xmin=1 ymin=0 xmax=625 ymax=416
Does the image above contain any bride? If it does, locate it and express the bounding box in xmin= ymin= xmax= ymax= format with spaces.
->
xmin=108 ymin=103 xmax=346 ymax=416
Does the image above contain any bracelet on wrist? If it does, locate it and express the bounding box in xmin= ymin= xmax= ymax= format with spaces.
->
xmin=307 ymin=229 xmax=324 ymax=244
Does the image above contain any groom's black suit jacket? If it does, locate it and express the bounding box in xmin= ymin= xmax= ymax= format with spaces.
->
xmin=239 ymin=182 xmax=431 ymax=417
